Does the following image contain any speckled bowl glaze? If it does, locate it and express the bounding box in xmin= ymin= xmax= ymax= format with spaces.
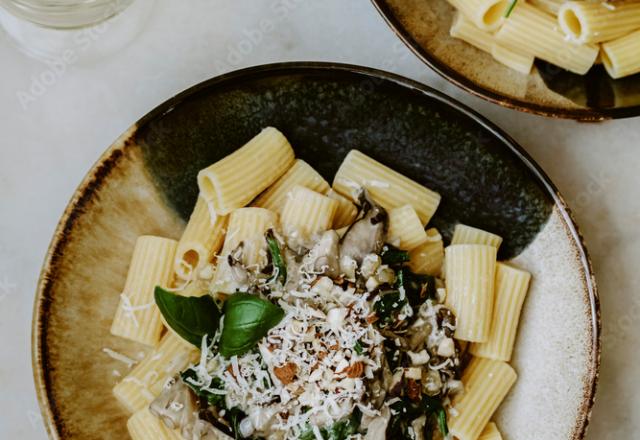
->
xmin=32 ymin=63 xmax=600 ymax=439
xmin=372 ymin=0 xmax=640 ymax=121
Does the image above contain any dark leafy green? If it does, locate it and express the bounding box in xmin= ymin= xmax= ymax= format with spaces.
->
xmin=300 ymin=409 xmax=362 ymax=440
xmin=373 ymin=290 xmax=406 ymax=325
xmin=396 ymin=268 xmax=436 ymax=308
xmin=227 ymin=407 xmax=246 ymax=440
xmin=181 ymin=368 xmax=226 ymax=408
xmin=386 ymin=397 xmax=448 ymax=439
xmin=154 ymin=286 xmax=221 ymax=348
xmin=380 ymin=245 xmax=410 ymax=266
xmin=266 ymin=229 xmax=286 ymax=284
xmin=219 ymin=294 xmax=284 ymax=357
xmin=353 ymin=340 xmax=364 ymax=355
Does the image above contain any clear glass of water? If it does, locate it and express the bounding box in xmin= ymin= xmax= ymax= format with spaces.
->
xmin=0 ymin=0 xmax=152 ymax=60
xmin=0 ymin=0 xmax=134 ymax=28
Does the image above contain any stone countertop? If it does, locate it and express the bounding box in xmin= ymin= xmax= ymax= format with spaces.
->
xmin=0 ymin=0 xmax=637 ymax=438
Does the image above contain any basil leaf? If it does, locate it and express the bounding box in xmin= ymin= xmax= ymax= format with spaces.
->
xmin=381 ymin=244 xmax=410 ymax=266
xmin=154 ymin=286 xmax=221 ymax=348
xmin=266 ymin=229 xmax=287 ymax=284
xmin=353 ymin=340 xmax=364 ymax=355
xmin=219 ymin=294 xmax=284 ymax=357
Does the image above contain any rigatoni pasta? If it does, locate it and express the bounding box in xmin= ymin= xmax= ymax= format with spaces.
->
xmin=174 ymin=196 xmax=228 ymax=282
xmin=448 ymin=0 xmax=640 ymax=78
xmin=128 ymin=408 xmax=185 ymax=440
xmin=451 ymin=223 xmax=503 ymax=249
xmin=602 ymin=29 xmax=640 ymax=79
xmin=280 ymin=185 xmax=338 ymax=239
xmin=332 ymin=149 xmax=441 ymax=225
xmin=491 ymin=43 xmax=535 ymax=74
xmin=471 ymin=263 xmax=531 ymax=361
xmin=447 ymin=0 xmax=510 ymax=31
xmin=114 ymin=332 xmax=198 ymax=413
xmin=445 ymin=244 xmax=497 ymax=342
xmin=495 ymin=2 xmax=599 ymax=75
xmin=479 ymin=422 xmax=504 ymax=440
xmin=450 ymin=13 xmax=534 ymax=74
xmin=212 ymin=207 xmax=278 ymax=293
xmin=111 ymin=236 xmax=177 ymax=346
xmin=450 ymin=12 xmax=494 ymax=53
xmin=197 ymin=127 xmax=295 ymax=215
xmin=558 ymin=1 xmax=640 ymax=44
xmin=529 ymin=0 xmax=564 ymax=15
xmin=252 ymin=159 xmax=330 ymax=213
xmin=449 ymin=357 xmax=517 ymax=440
xmin=386 ymin=204 xmax=429 ymax=251
xmin=327 ymin=189 xmax=358 ymax=229
xmin=408 ymin=228 xmax=444 ymax=276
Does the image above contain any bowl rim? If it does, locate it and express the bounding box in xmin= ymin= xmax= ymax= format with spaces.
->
xmin=370 ymin=0 xmax=640 ymax=121
xmin=31 ymin=61 xmax=601 ymax=439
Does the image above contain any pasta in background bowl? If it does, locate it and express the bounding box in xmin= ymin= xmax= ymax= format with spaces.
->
xmin=32 ymin=63 xmax=600 ymax=440
xmin=371 ymin=0 xmax=640 ymax=120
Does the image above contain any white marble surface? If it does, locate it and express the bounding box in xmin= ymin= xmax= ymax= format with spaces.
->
xmin=0 ymin=0 xmax=638 ymax=438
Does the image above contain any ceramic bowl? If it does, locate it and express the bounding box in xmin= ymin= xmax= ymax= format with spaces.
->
xmin=372 ymin=0 xmax=640 ymax=121
xmin=32 ymin=62 xmax=600 ymax=439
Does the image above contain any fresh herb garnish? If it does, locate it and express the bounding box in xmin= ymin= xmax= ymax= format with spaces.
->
xmin=299 ymin=409 xmax=362 ymax=440
xmin=353 ymin=340 xmax=364 ymax=355
xmin=396 ymin=268 xmax=436 ymax=307
xmin=219 ymin=293 xmax=284 ymax=357
xmin=505 ymin=0 xmax=517 ymax=17
xmin=386 ymin=397 xmax=449 ymax=438
xmin=266 ymin=229 xmax=287 ymax=284
xmin=181 ymin=367 xmax=226 ymax=408
xmin=380 ymin=244 xmax=410 ymax=266
xmin=154 ymin=286 xmax=221 ymax=348
xmin=227 ymin=407 xmax=246 ymax=440
xmin=373 ymin=290 xmax=407 ymax=325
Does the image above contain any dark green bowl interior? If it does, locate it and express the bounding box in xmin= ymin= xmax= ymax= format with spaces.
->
xmin=135 ymin=64 xmax=553 ymax=259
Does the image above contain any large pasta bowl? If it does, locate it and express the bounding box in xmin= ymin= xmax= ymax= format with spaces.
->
xmin=371 ymin=0 xmax=640 ymax=120
xmin=32 ymin=62 xmax=600 ymax=439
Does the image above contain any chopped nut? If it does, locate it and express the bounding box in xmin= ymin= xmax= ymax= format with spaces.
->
xmin=366 ymin=314 xmax=379 ymax=324
xmin=273 ymin=362 xmax=298 ymax=385
xmin=406 ymin=378 xmax=421 ymax=402
xmin=341 ymin=361 xmax=365 ymax=378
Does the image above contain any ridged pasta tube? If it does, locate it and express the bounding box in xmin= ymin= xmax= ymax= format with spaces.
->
xmin=252 ymin=159 xmax=330 ymax=213
xmin=174 ymin=196 xmax=228 ymax=282
xmin=111 ymin=236 xmax=177 ymax=346
xmin=445 ymin=244 xmax=497 ymax=342
xmin=197 ymin=127 xmax=295 ymax=215
xmin=281 ymin=186 xmax=338 ymax=239
xmin=447 ymin=0 xmax=511 ymax=31
xmin=449 ymin=358 xmax=517 ymax=440
xmin=558 ymin=1 xmax=640 ymax=44
xmin=495 ymin=2 xmax=599 ymax=74
xmin=451 ymin=224 xmax=503 ymax=249
xmin=479 ymin=422 xmax=504 ymax=440
xmin=386 ymin=205 xmax=429 ymax=251
xmin=470 ymin=263 xmax=532 ymax=361
xmin=602 ymin=29 xmax=640 ymax=79
xmin=408 ymin=228 xmax=444 ymax=277
xmin=333 ymin=150 xmax=441 ymax=225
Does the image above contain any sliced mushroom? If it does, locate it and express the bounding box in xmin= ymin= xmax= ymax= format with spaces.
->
xmin=340 ymin=189 xmax=387 ymax=265
xmin=364 ymin=406 xmax=391 ymax=440
xmin=302 ymin=230 xmax=340 ymax=278
xmin=149 ymin=377 xmax=198 ymax=432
